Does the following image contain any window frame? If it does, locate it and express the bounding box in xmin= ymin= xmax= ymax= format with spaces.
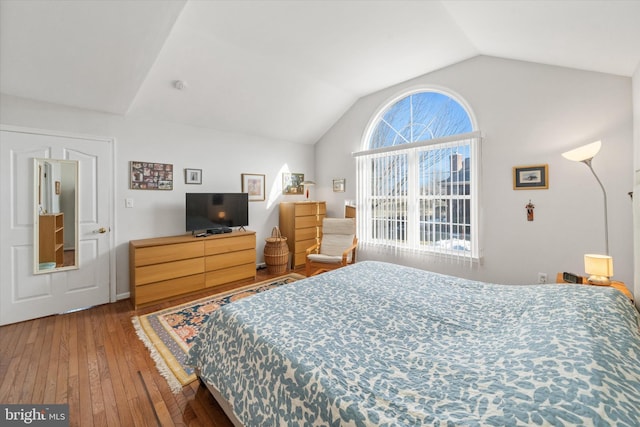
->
xmin=355 ymin=88 xmax=480 ymax=262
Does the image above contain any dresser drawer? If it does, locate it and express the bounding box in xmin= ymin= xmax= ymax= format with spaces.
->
xmin=293 ymin=203 xmax=313 ymax=216
xmin=296 ymin=215 xmax=324 ymax=229
xmin=296 ymin=237 xmax=317 ymax=251
xmin=205 ymin=234 xmax=256 ymax=255
xmin=294 ymin=202 xmax=325 ymax=216
xmin=294 ymin=251 xmax=308 ymax=267
xmin=135 ymin=257 xmax=204 ymax=286
xmin=295 ymin=227 xmax=317 ymax=242
xmin=135 ymin=274 xmax=205 ymax=306
xmin=135 ymin=241 xmax=203 ymax=266
xmin=205 ymin=263 xmax=255 ymax=288
xmin=205 ymin=248 xmax=256 ymax=271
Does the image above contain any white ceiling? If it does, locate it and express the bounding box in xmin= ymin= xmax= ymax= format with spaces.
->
xmin=1 ymin=0 xmax=639 ymax=145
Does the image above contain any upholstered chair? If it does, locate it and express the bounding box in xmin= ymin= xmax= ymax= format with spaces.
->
xmin=305 ymin=218 xmax=357 ymax=277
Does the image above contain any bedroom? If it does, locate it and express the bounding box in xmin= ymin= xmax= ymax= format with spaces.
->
xmin=1 ymin=0 xmax=638 ymax=312
xmin=1 ymin=0 xmax=639 ymax=424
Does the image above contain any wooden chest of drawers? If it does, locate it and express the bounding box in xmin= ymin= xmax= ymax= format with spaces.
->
xmin=129 ymin=231 xmax=256 ymax=308
xmin=39 ymin=213 xmax=64 ymax=267
xmin=279 ymin=201 xmax=326 ymax=268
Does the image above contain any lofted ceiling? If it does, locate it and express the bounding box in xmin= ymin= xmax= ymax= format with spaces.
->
xmin=1 ymin=0 xmax=640 ymax=145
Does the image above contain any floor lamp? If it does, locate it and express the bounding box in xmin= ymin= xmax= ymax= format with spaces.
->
xmin=561 ymin=140 xmax=613 ymax=285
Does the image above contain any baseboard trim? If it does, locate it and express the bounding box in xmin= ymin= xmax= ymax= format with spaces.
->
xmin=116 ymin=292 xmax=131 ymax=301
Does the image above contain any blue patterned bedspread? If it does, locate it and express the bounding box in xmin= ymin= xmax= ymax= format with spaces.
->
xmin=187 ymin=261 xmax=640 ymax=426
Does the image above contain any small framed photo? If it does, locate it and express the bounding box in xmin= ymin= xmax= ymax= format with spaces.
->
xmin=184 ymin=168 xmax=202 ymax=185
xmin=242 ymin=173 xmax=266 ymax=201
xmin=333 ymin=178 xmax=346 ymax=192
xmin=513 ymin=164 xmax=548 ymax=190
xmin=282 ymin=172 xmax=304 ymax=195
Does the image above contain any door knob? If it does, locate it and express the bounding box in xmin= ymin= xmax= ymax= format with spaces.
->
xmin=96 ymin=227 xmax=107 ymax=234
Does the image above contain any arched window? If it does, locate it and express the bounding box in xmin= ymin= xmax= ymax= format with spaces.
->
xmin=354 ymin=89 xmax=480 ymax=261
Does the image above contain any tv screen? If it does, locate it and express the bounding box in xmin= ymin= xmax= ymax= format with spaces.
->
xmin=186 ymin=193 xmax=249 ymax=232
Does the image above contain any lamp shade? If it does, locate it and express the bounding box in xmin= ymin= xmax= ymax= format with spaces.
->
xmin=561 ymin=140 xmax=601 ymax=162
xmin=584 ymin=253 xmax=613 ymax=285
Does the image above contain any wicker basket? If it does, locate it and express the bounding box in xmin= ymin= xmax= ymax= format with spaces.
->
xmin=264 ymin=227 xmax=289 ymax=274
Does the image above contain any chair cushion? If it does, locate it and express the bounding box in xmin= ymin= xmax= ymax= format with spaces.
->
xmin=307 ymin=254 xmax=343 ymax=264
xmin=320 ymin=234 xmax=354 ymax=257
xmin=322 ymin=218 xmax=356 ymax=235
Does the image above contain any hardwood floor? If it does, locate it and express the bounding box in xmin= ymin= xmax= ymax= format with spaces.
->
xmin=0 ymin=267 xmax=304 ymax=426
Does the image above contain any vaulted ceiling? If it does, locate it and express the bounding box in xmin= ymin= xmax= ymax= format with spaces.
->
xmin=1 ymin=0 xmax=639 ymax=144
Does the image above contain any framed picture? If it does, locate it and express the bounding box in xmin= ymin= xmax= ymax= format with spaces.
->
xmin=333 ymin=178 xmax=346 ymax=192
xmin=184 ymin=168 xmax=202 ymax=185
xmin=242 ymin=173 xmax=266 ymax=201
xmin=513 ymin=164 xmax=548 ymax=190
xmin=282 ymin=172 xmax=304 ymax=195
xmin=130 ymin=161 xmax=173 ymax=190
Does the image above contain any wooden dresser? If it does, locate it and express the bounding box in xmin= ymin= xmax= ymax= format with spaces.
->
xmin=345 ymin=205 xmax=356 ymax=219
xmin=39 ymin=213 xmax=64 ymax=267
xmin=129 ymin=230 xmax=256 ymax=308
xmin=279 ymin=201 xmax=326 ymax=268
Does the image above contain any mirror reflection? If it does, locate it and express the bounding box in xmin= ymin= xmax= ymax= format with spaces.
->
xmin=34 ymin=158 xmax=79 ymax=274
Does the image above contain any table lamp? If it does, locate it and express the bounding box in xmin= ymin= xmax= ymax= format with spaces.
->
xmin=584 ymin=254 xmax=613 ymax=285
xmin=301 ymin=180 xmax=315 ymax=200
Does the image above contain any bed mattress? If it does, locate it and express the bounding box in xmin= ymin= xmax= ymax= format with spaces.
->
xmin=187 ymin=261 xmax=640 ymax=426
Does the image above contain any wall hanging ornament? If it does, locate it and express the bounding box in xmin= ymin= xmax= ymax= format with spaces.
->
xmin=526 ymin=200 xmax=535 ymax=221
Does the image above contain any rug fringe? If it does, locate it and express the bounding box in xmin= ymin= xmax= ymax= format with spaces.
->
xmin=131 ymin=316 xmax=183 ymax=394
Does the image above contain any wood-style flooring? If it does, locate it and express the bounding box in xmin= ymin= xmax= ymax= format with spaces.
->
xmin=0 ymin=267 xmax=304 ymax=426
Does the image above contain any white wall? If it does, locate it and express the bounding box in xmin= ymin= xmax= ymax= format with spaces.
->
xmin=315 ymin=56 xmax=634 ymax=286
xmin=0 ymin=94 xmax=316 ymax=298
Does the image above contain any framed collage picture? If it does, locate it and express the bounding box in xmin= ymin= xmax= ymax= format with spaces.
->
xmin=130 ymin=161 xmax=173 ymax=190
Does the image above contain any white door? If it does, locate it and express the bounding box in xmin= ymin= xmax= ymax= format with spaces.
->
xmin=0 ymin=126 xmax=114 ymax=325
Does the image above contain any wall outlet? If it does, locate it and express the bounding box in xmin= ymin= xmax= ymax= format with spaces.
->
xmin=538 ymin=272 xmax=547 ymax=284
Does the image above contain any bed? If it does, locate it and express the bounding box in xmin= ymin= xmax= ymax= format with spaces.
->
xmin=187 ymin=261 xmax=640 ymax=426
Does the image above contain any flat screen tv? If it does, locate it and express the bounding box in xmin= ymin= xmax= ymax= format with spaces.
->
xmin=186 ymin=193 xmax=249 ymax=233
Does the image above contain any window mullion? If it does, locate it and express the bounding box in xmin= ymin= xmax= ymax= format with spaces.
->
xmin=406 ymin=149 xmax=418 ymax=250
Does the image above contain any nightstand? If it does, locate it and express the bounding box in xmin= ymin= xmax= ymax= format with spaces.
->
xmin=556 ymin=273 xmax=634 ymax=302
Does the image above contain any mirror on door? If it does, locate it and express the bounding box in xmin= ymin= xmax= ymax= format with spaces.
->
xmin=33 ymin=158 xmax=79 ymax=274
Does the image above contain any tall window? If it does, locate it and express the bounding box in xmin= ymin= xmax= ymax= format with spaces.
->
xmin=354 ymin=90 xmax=480 ymax=261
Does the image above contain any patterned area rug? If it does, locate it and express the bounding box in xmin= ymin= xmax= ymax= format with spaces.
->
xmin=132 ymin=273 xmax=305 ymax=393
